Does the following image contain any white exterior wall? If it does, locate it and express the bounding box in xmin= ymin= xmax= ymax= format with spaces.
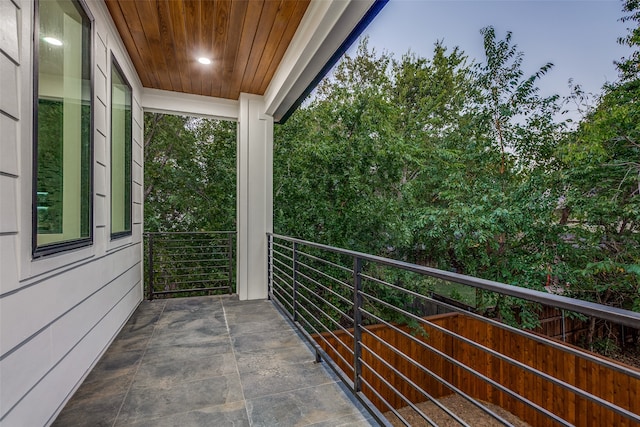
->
xmin=0 ymin=1 xmax=144 ymax=425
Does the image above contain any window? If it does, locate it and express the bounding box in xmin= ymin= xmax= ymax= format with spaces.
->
xmin=110 ymin=59 xmax=132 ymax=238
xmin=33 ymin=0 xmax=92 ymax=256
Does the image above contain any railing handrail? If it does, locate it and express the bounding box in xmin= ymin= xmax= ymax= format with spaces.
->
xmin=268 ymin=233 xmax=640 ymax=329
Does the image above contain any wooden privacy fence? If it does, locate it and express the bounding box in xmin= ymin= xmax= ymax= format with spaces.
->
xmin=313 ymin=313 xmax=640 ymax=427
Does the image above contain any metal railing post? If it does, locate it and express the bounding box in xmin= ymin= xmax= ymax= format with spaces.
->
xmin=267 ymin=233 xmax=272 ymax=300
xmin=227 ymin=232 xmax=233 ymax=294
xmin=353 ymin=256 xmax=363 ymax=393
xmin=148 ymin=233 xmax=154 ymax=300
xmin=292 ymin=242 xmax=298 ymax=321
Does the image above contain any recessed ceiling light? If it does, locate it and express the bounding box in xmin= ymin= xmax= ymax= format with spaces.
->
xmin=197 ymin=57 xmax=212 ymax=65
xmin=43 ymin=36 xmax=63 ymax=46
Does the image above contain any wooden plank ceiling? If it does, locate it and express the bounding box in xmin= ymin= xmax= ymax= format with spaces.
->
xmin=105 ymin=0 xmax=310 ymax=99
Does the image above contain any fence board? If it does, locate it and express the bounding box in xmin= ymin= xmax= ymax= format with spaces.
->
xmin=313 ymin=312 xmax=640 ymax=426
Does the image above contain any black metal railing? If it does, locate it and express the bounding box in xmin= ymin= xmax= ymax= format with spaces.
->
xmin=267 ymin=233 xmax=640 ymax=427
xmin=145 ymin=231 xmax=235 ymax=299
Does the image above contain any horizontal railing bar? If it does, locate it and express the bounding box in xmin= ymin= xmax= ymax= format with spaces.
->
xmin=272 ymin=286 xmax=294 ymax=312
xmin=295 ymin=268 xmax=354 ymax=311
xmin=144 ymin=231 xmax=236 ymax=235
xmin=296 ymin=249 xmax=353 ymax=274
xmin=153 ymin=278 xmax=229 ymax=286
xmin=269 ymin=233 xmax=640 ymax=328
xmin=361 ymin=307 xmax=572 ymax=426
xmin=361 ymin=272 xmax=640 ymax=379
xmin=360 ymin=329 xmax=512 ymax=426
xmin=154 ymin=249 xmax=230 ymax=258
xmin=358 ymin=375 xmax=412 ymax=426
xmin=272 ymin=279 xmax=293 ymax=297
xmin=152 ymin=272 xmax=228 ymax=279
xmin=359 ymin=291 xmax=640 ymax=422
xmin=292 ymin=302 xmax=356 ymax=373
xmin=271 ymin=276 xmax=292 ymax=293
xmin=273 ymin=253 xmax=295 ymax=268
xmin=272 ymin=242 xmax=294 ymax=252
xmin=273 ymin=249 xmax=294 ymax=262
xmin=153 ymin=258 xmax=228 ymax=264
xmin=296 ymin=259 xmax=355 ymax=295
xmin=272 ymin=267 xmax=294 ymax=285
xmin=152 ymin=286 xmax=230 ymax=295
xmin=153 ymin=238 xmax=229 ymax=249
xmin=272 ymin=288 xmax=293 ymax=306
xmin=150 ymin=240 xmax=231 ymax=246
xmin=293 ymin=282 xmax=355 ymax=336
xmin=360 ymin=354 xmax=472 ymax=427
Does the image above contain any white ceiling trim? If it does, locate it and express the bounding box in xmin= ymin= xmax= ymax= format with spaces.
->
xmin=263 ymin=0 xmax=376 ymax=123
xmin=141 ymin=88 xmax=239 ymax=121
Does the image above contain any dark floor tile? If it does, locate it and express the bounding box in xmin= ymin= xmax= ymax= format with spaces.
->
xmin=66 ymin=371 xmax=133 ymax=408
xmin=107 ymin=327 xmax=155 ymax=353
xmin=246 ymin=383 xmax=364 ymax=427
xmin=132 ymin=351 xmax=237 ymax=389
xmin=240 ymin=359 xmax=334 ymax=400
xmin=141 ymin=340 xmax=232 ymax=366
xmin=51 ymin=392 xmax=125 ymax=427
xmin=120 ymin=313 xmax=162 ymax=335
xmin=234 ymin=344 xmax=317 ymax=374
xmin=224 ymin=303 xmax=287 ymax=324
xmin=227 ymin=317 xmax=292 ymax=336
xmin=83 ymin=349 xmax=144 ymax=384
xmin=231 ymin=328 xmax=302 ymax=352
xmin=163 ymin=296 xmax=222 ymax=313
xmin=121 ymin=401 xmax=250 ymax=427
xmin=115 ymin=374 xmax=244 ymax=425
xmin=133 ymin=300 xmax=167 ymax=316
xmin=147 ymin=327 xmax=229 ymax=348
xmin=306 ymin=414 xmax=376 ymax=427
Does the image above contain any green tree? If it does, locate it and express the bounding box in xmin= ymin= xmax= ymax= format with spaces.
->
xmin=144 ymin=113 xmax=236 ymax=232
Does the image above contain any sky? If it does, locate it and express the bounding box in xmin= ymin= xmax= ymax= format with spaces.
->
xmin=348 ymin=0 xmax=633 ymax=102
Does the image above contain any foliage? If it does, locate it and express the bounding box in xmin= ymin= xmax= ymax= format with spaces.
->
xmin=144 ymin=114 xmax=236 ymax=232
xmin=273 ymin=17 xmax=640 ymax=336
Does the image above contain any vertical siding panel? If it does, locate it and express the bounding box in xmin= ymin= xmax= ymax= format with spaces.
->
xmin=0 ymin=114 xmax=18 ymax=176
xmin=0 ymin=175 xmax=17 ymax=233
xmin=0 ymin=235 xmax=19 ymax=293
xmin=0 ymin=53 xmax=19 ymax=119
xmin=0 ymin=0 xmax=20 ymax=63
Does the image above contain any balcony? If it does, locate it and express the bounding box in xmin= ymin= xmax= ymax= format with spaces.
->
xmin=53 ymin=233 xmax=640 ymax=426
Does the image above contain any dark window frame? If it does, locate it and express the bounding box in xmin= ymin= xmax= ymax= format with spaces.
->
xmin=32 ymin=0 xmax=95 ymax=258
xmin=109 ymin=54 xmax=133 ymax=240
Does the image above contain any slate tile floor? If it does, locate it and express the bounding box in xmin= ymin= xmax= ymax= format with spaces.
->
xmin=53 ymin=295 xmax=376 ymax=427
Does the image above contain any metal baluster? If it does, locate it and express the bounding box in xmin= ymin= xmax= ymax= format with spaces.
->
xmin=267 ymin=234 xmax=272 ymax=300
xmin=292 ymin=242 xmax=298 ymax=322
xmin=353 ymin=256 xmax=363 ymax=393
xmin=227 ymin=233 xmax=233 ymax=294
xmin=148 ymin=233 xmax=154 ymax=300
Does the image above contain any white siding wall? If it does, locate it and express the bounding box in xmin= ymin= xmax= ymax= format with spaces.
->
xmin=0 ymin=1 xmax=144 ymax=425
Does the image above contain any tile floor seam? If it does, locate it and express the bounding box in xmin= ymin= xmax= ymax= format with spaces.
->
xmin=244 ymin=379 xmax=339 ymax=402
xmin=111 ymin=299 xmax=168 ymax=427
xmin=222 ymin=297 xmax=253 ymax=427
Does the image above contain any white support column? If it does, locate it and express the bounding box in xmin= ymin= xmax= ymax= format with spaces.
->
xmin=236 ymin=94 xmax=273 ymax=300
